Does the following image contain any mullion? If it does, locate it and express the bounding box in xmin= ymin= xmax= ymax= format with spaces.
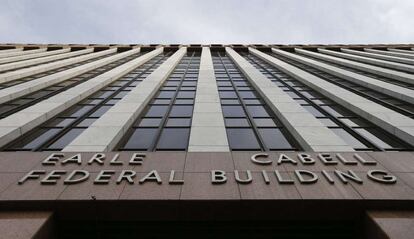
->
xmin=244 ymin=53 xmax=384 ymax=151
xmin=217 ymin=53 xmax=269 ymax=151
xmin=0 ymin=53 xmax=140 ymax=119
xmin=150 ymin=52 xmax=195 ymax=151
xmin=272 ymin=53 xmax=414 ymax=118
xmin=36 ymin=54 xmax=169 ymax=151
xmin=0 ymin=53 xmax=116 ymax=89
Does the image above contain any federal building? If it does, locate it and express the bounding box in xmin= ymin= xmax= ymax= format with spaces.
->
xmin=0 ymin=43 xmax=412 ymax=238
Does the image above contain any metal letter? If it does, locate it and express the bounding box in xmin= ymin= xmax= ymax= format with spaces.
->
xmin=130 ymin=153 xmax=145 ymax=165
xmin=139 ymin=170 xmax=162 ymax=184
xmin=336 ymin=153 xmax=357 ymax=165
xmin=321 ymin=170 xmax=335 ymax=184
xmin=169 ymin=170 xmax=184 ymax=185
xmin=211 ymin=170 xmax=227 ymax=184
xmin=251 ymin=153 xmax=271 ymax=165
xmin=297 ymin=153 xmax=315 ymax=165
xmin=42 ymin=153 xmax=65 ymax=166
xmin=41 ymin=170 xmax=66 ymax=185
xmin=88 ymin=153 xmax=105 ymax=165
xmin=62 ymin=153 xmax=82 ymax=165
xmin=234 ymin=170 xmax=252 ymax=184
xmin=94 ymin=170 xmax=116 ymax=184
xmin=367 ymin=170 xmax=397 ymax=184
xmin=18 ymin=170 xmax=45 ymax=185
xmin=317 ymin=153 xmax=338 ymax=165
xmin=295 ymin=170 xmax=318 ymax=184
xmin=277 ymin=154 xmax=297 ymax=165
xmin=110 ymin=153 xmax=122 ymax=165
xmin=261 ymin=170 xmax=270 ymax=184
xmin=116 ymin=170 xmax=136 ymax=184
xmin=274 ymin=170 xmax=294 ymax=184
xmin=64 ymin=170 xmax=90 ymax=184
xmin=334 ymin=170 xmax=363 ymax=184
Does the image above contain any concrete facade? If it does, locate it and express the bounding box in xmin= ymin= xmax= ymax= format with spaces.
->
xmin=188 ymin=47 xmax=229 ymax=152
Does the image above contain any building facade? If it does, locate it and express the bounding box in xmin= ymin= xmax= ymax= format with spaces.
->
xmin=0 ymin=43 xmax=413 ymax=238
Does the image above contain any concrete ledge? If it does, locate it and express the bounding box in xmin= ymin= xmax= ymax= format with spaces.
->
xmin=0 ymin=211 xmax=54 ymax=239
xmin=366 ymin=211 xmax=414 ymax=239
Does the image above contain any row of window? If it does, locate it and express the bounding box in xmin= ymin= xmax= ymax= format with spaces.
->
xmin=245 ymin=52 xmax=412 ymax=151
xmin=213 ymin=51 xmax=300 ymax=151
xmin=4 ymin=52 xmax=169 ymax=151
xmin=118 ymin=51 xmax=201 ymax=151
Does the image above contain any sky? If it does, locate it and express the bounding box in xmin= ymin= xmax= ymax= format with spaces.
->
xmin=0 ymin=0 xmax=413 ymax=44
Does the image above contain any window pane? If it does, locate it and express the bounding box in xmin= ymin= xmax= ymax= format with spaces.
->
xmin=254 ymin=118 xmax=277 ymax=127
xmin=226 ymin=128 xmax=260 ymax=150
xmin=225 ymin=118 xmax=250 ymax=127
xmin=258 ymin=128 xmax=292 ymax=150
xmin=222 ymin=106 xmax=246 ymax=117
xmin=124 ymin=128 xmax=158 ymax=150
xmin=47 ymin=128 xmax=85 ymax=150
xmin=156 ymin=128 xmax=190 ymax=150
xmin=219 ymin=91 xmax=237 ymax=99
xmin=21 ymin=129 xmax=61 ymax=150
xmin=138 ymin=118 xmax=163 ymax=127
xmin=166 ymin=118 xmax=191 ymax=127
xmin=246 ymin=106 xmax=270 ymax=117
xmin=145 ymin=105 xmax=169 ymax=117
xmin=354 ymin=128 xmax=403 ymax=149
xmin=89 ymin=105 xmax=112 ymax=117
xmin=302 ymin=105 xmax=325 ymax=117
xmin=169 ymin=105 xmax=193 ymax=117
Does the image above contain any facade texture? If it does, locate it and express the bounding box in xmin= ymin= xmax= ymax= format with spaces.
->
xmin=0 ymin=44 xmax=412 ymax=238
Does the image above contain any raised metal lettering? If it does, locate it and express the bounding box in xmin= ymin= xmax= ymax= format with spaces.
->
xmin=64 ymin=170 xmax=90 ymax=184
xmin=367 ymin=170 xmax=397 ymax=184
xmin=295 ymin=170 xmax=318 ymax=184
xmin=41 ymin=170 xmax=66 ymax=185
xmin=251 ymin=153 xmax=271 ymax=165
xmin=211 ymin=170 xmax=227 ymax=184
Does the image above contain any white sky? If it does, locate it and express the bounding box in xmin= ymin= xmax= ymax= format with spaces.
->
xmin=0 ymin=0 xmax=413 ymax=44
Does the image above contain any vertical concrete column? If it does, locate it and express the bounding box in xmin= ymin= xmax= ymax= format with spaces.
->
xmin=0 ymin=48 xmax=163 ymax=148
xmin=365 ymin=48 xmax=414 ymax=60
xmin=388 ymin=48 xmax=414 ymax=54
xmin=188 ymin=47 xmax=229 ymax=152
xmin=0 ymin=48 xmax=24 ymax=58
xmin=272 ymin=48 xmax=414 ymax=104
xmin=296 ymin=48 xmax=414 ymax=85
xmin=341 ymin=48 xmax=414 ymax=65
xmin=0 ymin=48 xmax=95 ymax=83
xmin=319 ymin=48 xmax=414 ymax=73
xmin=63 ymin=47 xmax=186 ymax=152
xmin=0 ymin=48 xmax=89 ymax=72
xmin=0 ymin=48 xmax=140 ymax=104
xmin=252 ymin=47 xmax=414 ymax=146
xmin=226 ymin=47 xmax=354 ymax=152
xmin=0 ymin=48 xmax=69 ymax=66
